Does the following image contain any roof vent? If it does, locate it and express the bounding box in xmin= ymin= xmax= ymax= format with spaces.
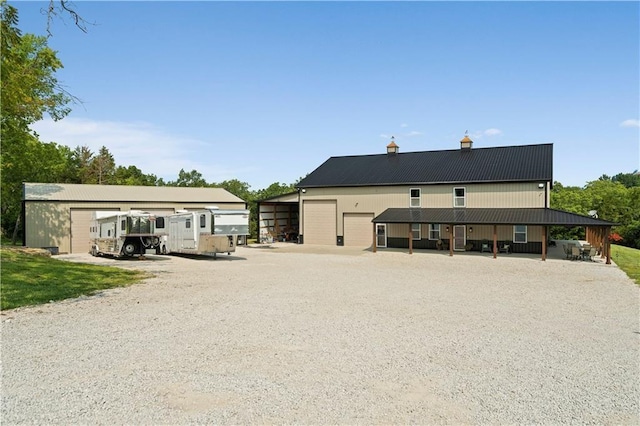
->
xmin=387 ymin=136 xmax=399 ymax=155
xmin=460 ymin=133 xmax=473 ymax=150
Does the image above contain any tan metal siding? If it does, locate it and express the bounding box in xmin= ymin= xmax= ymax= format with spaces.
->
xmin=24 ymin=202 xmax=71 ymax=253
xmin=300 ymin=183 xmax=545 ymax=236
xmin=343 ymin=213 xmax=373 ymax=247
xmin=24 ymin=200 xmax=244 ymax=253
xmin=72 ymin=209 xmax=115 ymax=254
xmin=303 ymin=200 xmax=336 ymax=245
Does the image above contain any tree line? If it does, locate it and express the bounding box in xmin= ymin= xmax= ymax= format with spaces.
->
xmin=2 ymin=1 xmax=638 ymax=248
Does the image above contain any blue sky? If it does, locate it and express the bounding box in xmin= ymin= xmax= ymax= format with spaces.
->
xmin=16 ymin=1 xmax=640 ymax=190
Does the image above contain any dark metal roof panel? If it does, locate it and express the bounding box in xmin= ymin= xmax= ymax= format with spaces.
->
xmin=298 ymin=144 xmax=553 ymax=187
xmin=372 ymin=208 xmax=617 ymax=226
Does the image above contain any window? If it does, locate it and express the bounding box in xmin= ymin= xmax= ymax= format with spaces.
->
xmin=185 ymin=219 xmax=191 ymax=229
xmin=121 ymin=219 xmax=126 ymax=231
xmin=453 ymin=187 xmax=466 ymax=207
xmin=429 ymin=224 xmax=441 ymax=240
xmin=200 ymin=214 xmax=206 ymax=228
xmin=410 ymin=188 xmax=421 ymax=207
xmin=155 ymin=217 xmax=165 ymax=229
xmin=514 ymin=225 xmax=527 ymax=243
xmin=411 ymin=223 xmax=421 ymax=240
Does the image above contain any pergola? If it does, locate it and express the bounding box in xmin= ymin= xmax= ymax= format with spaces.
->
xmin=372 ymin=208 xmax=617 ymax=264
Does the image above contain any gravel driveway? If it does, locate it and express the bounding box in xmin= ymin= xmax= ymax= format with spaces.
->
xmin=2 ymin=245 xmax=639 ymax=424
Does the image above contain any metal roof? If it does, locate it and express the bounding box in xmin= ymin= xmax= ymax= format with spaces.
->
xmin=23 ymin=183 xmax=245 ymax=203
xmin=372 ymin=208 xmax=617 ymax=226
xmin=297 ymin=143 xmax=553 ymax=188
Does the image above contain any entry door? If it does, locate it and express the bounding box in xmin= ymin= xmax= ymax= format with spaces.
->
xmin=376 ymin=224 xmax=387 ymax=247
xmin=454 ymin=225 xmax=466 ymax=251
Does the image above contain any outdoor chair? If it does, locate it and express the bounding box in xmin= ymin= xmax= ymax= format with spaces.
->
xmin=481 ymin=240 xmax=491 ymax=253
xmin=588 ymin=247 xmax=597 ymax=261
xmin=571 ymin=246 xmax=581 ymax=261
xmin=499 ymin=242 xmax=511 ymax=254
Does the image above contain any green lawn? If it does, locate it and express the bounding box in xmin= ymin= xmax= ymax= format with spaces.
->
xmin=1 ymin=248 xmax=150 ymax=310
xmin=610 ymin=244 xmax=640 ymax=285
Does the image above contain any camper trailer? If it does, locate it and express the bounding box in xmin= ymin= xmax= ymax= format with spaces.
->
xmin=158 ymin=208 xmax=249 ymax=258
xmin=90 ymin=211 xmax=163 ymax=258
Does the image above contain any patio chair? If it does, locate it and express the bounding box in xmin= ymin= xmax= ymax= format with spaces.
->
xmin=571 ymin=245 xmax=581 ymax=261
xmin=588 ymin=247 xmax=597 ymax=261
xmin=481 ymin=240 xmax=491 ymax=253
xmin=563 ymin=244 xmax=571 ymax=259
xmin=499 ymin=242 xmax=511 ymax=254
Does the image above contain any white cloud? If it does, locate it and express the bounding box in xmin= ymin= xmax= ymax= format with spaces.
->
xmin=405 ymin=131 xmax=423 ymax=137
xmin=31 ymin=117 xmax=256 ymax=183
xmin=620 ymin=119 xmax=640 ymax=128
xmin=400 ymin=123 xmax=408 ymax=128
xmin=484 ymin=128 xmax=503 ymax=136
xmin=380 ymin=133 xmax=390 ymax=139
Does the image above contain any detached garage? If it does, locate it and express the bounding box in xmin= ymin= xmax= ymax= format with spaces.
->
xmin=23 ymin=183 xmax=246 ymax=254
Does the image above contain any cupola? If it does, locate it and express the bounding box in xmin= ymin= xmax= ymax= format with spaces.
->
xmin=387 ymin=136 xmax=399 ymax=155
xmin=460 ymin=134 xmax=473 ymax=150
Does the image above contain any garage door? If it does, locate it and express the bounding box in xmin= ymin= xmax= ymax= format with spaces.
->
xmin=303 ymin=200 xmax=336 ymax=245
xmin=344 ymin=213 xmax=374 ymax=247
xmin=70 ymin=208 xmax=118 ymax=254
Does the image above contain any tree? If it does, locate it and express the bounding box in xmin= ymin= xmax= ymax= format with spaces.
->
xmin=168 ymin=169 xmax=208 ymax=187
xmin=113 ymin=165 xmax=161 ymax=186
xmin=216 ymin=179 xmax=251 ymax=202
xmin=1 ymin=1 xmax=73 ymax=239
xmin=89 ymin=146 xmax=116 ymax=184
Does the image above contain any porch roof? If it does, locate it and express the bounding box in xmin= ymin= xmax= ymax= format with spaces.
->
xmin=372 ymin=208 xmax=617 ymax=226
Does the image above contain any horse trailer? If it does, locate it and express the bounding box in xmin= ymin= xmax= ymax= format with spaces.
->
xmin=157 ymin=208 xmax=249 ymax=258
xmin=90 ymin=211 xmax=164 ymax=258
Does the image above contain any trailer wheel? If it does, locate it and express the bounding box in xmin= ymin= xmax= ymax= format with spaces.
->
xmin=123 ymin=242 xmax=138 ymax=256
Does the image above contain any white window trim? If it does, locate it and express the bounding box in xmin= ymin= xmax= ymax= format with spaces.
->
xmin=513 ymin=225 xmax=527 ymax=243
xmin=410 ymin=188 xmax=421 ymax=207
xmin=429 ymin=224 xmax=441 ymax=240
xmin=453 ymin=187 xmax=466 ymax=207
xmin=411 ymin=223 xmax=421 ymax=240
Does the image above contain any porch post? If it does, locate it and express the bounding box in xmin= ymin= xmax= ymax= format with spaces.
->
xmin=493 ymin=225 xmax=497 ymax=259
xmin=372 ymin=223 xmax=377 ymax=253
xmin=604 ymin=226 xmax=611 ymax=265
xmin=408 ymin=224 xmax=413 ymax=255
xmin=449 ymin=224 xmax=453 ymax=257
xmin=541 ymin=226 xmax=547 ymax=261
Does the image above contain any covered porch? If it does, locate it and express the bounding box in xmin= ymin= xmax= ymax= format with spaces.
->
xmin=371 ymin=208 xmax=617 ymax=264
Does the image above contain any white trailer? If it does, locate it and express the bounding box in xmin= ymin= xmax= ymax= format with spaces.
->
xmin=90 ymin=211 xmax=164 ymax=258
xmin=158 ymin=208 xmax=249 ymax=258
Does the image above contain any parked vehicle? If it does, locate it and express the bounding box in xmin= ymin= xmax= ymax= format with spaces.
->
xmin=156 ymin=208 xmax=249 ymax=258
xmin=90 ymin=211 xmax=163 ymax=258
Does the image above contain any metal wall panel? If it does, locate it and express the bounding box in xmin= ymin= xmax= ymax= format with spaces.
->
xmin=303 ymin=200 xmax=337 ymax=245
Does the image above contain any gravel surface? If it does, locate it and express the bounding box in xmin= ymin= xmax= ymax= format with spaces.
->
xmin=2 ymin=244 xmax=639 ymax=424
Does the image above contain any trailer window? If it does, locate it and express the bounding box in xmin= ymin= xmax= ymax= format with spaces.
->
xmin=200 ymin=214 xmax=206 ymax=228
xmin=121 ymin=220 xmax=126 ymax=231
xmin=186 ymin=219 xmax=191 ymax=229
xmin=155 ymin=217 xmax=165 ymax=229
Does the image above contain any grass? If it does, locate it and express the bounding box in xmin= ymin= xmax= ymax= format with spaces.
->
xmin=0 ymin=248 xmax=150 ymax=310
xmin=610 ymin=244 xmax=640 ymax=285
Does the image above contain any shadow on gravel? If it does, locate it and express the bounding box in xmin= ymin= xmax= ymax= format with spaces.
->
xmin=161 ymin=253 xmax=248 ymax=261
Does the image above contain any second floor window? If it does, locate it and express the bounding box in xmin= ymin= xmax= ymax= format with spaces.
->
xmin=186 ymin=219 xmax=191 ymax=229
xmin=454 ymin=187 xmax=466 ymax=207
xmin=410 ymin=188 xmax=421 ymax=207
xmin=200 ymin=214 xmax=206 ymax=228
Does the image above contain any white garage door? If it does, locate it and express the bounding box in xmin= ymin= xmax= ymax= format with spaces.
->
xmin=303 ymin=200 xmax=336 ymax=245
xmin=70 ymin=208 xmax=118 ymax=254
xmin=344 ymin=213 xmax=374 ymax=247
